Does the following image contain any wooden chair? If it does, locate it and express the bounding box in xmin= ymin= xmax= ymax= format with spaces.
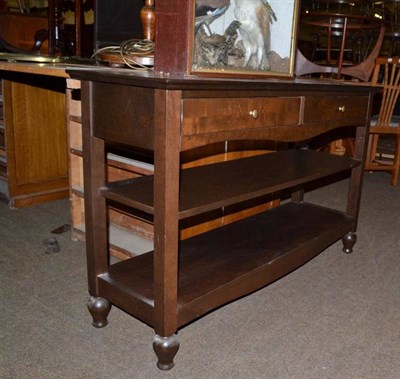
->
xmin=365 ymin=57 xmax=400 ymax=186
xmin=297 ymin=11 xmax=385 ymax=81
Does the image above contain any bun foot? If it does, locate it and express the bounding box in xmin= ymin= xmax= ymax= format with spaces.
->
xmin=153 ymin=334 xmax=180 ymax=370
xmin=342 ymin=232 xmax=357 ymax=254
xmin=87 ymin=296 xmax=111 ymax=328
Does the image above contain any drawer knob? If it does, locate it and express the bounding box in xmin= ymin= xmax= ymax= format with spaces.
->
xmin=249 ymin=110 xmax=259 ymax=119
xmin=338 ymin=106 xmax=346 ymax=112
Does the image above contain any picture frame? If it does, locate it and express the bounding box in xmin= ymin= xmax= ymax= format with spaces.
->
xmin=190 ymin=0 xmax=299 ymax=78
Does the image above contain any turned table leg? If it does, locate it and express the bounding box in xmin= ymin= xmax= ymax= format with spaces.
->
xmin=342 ymin=232 xmax=357 ymax=254
xmin=153 ymin=334 xmax=180 ymax=370
xmin=87 ymin=296 xmax=111 ymax=328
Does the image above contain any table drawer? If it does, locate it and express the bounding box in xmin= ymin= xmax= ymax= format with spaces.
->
xmin=91 ymin=82 xmax=155 ymax=150
xmin=182 ymin=97 xmax=301 ymax=136
xmin=304 ymin=96 xmax=369 ymax=124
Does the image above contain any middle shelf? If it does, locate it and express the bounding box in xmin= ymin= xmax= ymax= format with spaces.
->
xmin=101 ymin=149 xmax=360 ymax=219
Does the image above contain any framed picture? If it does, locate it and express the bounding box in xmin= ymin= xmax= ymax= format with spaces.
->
xmin=191 ymin=0 xmax=299 ymax=78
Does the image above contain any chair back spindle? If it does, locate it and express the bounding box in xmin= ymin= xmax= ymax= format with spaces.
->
xmin=366 ymin=57 xmax=400 ymax=186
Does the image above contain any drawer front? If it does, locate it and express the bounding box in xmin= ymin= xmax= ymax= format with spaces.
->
xmin=182 ymin=97 xmax=301 ymax=136
xmin=304 ymin=96 xmax=369 ymax=124
xmin=92 ymin=82 xmax=155 ymax=150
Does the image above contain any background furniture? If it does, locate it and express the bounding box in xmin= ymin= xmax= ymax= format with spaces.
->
xmin=44 ymin=0 xmax=94 ymax=56
xmin=365 ymin=56 xmax=400 ymax=185
xmin=299 ymin=0 xmax=400 ymax=60
xmin=296 ymin=1 xmax=386 ymax=157
xmin=0 ymin=11 xmax=48 ymax=53
xmin=0 ymin=63 xmax=69 ymax=207
xmin=0 ymin=0 xmax=95 ymax=56
xmin=94 ymin=0 xmax=143 ymax=51
xmin=384 ymin=0 xmax=400 ymax=56
xmin=297 ymin=5 xmax=385 ymax=80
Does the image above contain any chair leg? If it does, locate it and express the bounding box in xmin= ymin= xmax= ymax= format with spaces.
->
xmin=391 ymin=135 xmax=400 ymax=186
xmin=365 ymin=133 xmax=377 ymax=169
xmin=370 ymin=134 xmax=379 ymax=162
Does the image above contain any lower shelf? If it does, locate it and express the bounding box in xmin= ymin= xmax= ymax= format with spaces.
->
xmin=97 ymin=202 xmax=353 ymax=328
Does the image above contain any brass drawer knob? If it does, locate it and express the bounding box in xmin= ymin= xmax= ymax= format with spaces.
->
xmin=249 ymin=110 xmax=259 ymax=119
xmin=338 ymin=106 xmax=346 ymax=112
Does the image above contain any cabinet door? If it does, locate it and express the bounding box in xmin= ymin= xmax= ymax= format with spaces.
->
xmin=3 ymin=76 xmax=69 ymax=207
